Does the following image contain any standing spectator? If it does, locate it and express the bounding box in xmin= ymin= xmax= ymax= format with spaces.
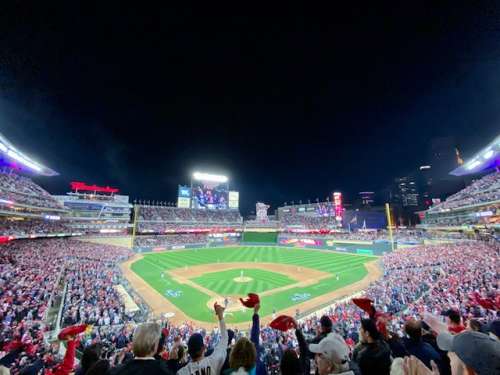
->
xmin=109 ymin=323 xmax=171 ymax=375
xmin=225 ymin=337 xmax=256 ymax=374
xmin=249 ymin=303 xmax=267 ymax=375
xmin=166 ymin=345 xmax=186 ymax=373
xmin=403 ymin=320 xmax=443 ymax=373
xmin=76 ymin=344 xmax=102 ymax=375
xmin=295 ymin=315 xmax=333 ymax=375
xmin=220 ymin=329 xmax=236 ymax=373
xmin=352 ymin=319 xmax=391 ymax=375
xmin=436 ymin=330 xmax=500 ymax=375
xmin=309 ymin=332 xmax=359 ymax=375
xmin=178 ymin=303 xmax=228 ymax=375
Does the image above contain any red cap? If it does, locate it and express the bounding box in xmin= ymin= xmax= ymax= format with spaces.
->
xmin=239 ymin=293 xmax=260 ymax=308
xmin=352 ymin=298 xmax=376 ymax=317
xmin=270 ymin=315 xmax=297 ymax=331
xmin=57 ymin=324 xmax=88 ymax=340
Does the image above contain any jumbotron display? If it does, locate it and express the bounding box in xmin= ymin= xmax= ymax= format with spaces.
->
xmin=192 ymin=181 xmax=228 ymax=209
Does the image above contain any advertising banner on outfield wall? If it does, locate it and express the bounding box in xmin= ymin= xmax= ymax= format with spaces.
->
xmin=279 ymin=238 xmax=324 ymax=247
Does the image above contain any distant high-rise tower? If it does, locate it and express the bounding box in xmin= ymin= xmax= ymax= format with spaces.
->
xmin=393 ymin=176 xmax=419 ymax=207
xmin=358 ymin=191 xmax=375 ymax=207
xmin=418 ymin=165 xmax=433 ymax=208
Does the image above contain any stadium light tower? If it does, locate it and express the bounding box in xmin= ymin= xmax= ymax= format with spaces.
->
xmin=192 ymin=172 xmax=228 ymax=183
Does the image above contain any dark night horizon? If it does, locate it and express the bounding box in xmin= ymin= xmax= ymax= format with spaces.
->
xmin=0 ymin=2 xmax=499 ymax=215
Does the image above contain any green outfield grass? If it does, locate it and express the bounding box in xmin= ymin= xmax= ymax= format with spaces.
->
xmin=191 ymin=268 xmax=297 ymax=295
xmin=130 ymin=246 xmax=373 ymax=324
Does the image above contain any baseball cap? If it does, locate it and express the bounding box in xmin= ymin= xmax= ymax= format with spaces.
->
xmin=320 ymin=315 xmax=333 ymax=329
xmin=187 ymin=333 xmax=204 ymax=357
xmin=436 ymin=331 xmax=500 ymax=374
xmin=309 ymin=333 xmax=349 ymax=365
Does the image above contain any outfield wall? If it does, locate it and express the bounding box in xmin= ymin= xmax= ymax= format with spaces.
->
xmin=134 ymin=239 xmax=393 ymax=255
xmin=134 ymin=242 xmax=208 ymax=253
xmin=241 ymin=231 xmax=278 ymax=244
xmin=277 ymin=237 xmax=394 ymax=255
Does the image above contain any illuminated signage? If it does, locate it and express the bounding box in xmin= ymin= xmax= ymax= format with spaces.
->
xmin=228 ymin=191 xmax=239 ymax=209
xmin=177 ymin=197 xmax=190 ymax=208
xmin=333 ymin=192 xmax=343 ymax=218
xmin=70 ymin=181 xmax=119 ymax=194
xmin=178 ymin=185 xmax=191 ymax=198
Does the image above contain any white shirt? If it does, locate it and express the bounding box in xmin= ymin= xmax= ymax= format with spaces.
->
xmin=178 ymin=319 xmax=228 ymax=375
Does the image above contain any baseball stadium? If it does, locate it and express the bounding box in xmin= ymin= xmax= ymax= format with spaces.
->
xmin=0 ymin=131 xmax=498 ymax=375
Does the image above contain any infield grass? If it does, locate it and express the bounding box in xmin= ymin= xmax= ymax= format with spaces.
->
xmin=191 ymin=268 xmax=297 ymax=294
xmin=130 ymin=246 xmax=373 ymax=324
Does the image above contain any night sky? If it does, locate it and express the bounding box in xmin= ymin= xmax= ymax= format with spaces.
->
xmin=0 ymin=2 xmax=499 ymax=215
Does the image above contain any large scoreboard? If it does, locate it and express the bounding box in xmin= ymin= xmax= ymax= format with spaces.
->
xmin=177 ymin=172 xmax=239 ymax=210
xmin=191 ymin=181 xmax=228 ymax=209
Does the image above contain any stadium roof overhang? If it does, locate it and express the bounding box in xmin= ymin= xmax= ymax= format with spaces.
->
xmin=0 ymin=132 xmax=58 ymax=176
xmin=450 ymin=134 xmax=500 ymax=176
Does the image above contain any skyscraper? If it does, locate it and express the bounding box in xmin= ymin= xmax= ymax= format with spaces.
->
xmin=418 ymin=165 xmax=433 ymax=209
xmin=358 ymin=191 xmax=375 ymax=207
xmin=393 ymin=176 xmax=419 ymax=207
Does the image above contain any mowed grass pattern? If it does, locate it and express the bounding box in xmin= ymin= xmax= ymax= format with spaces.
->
xmin=191 ymin=268 xmax=296 ymax=295
xmin=131 ymin=246 xmax=373 ymax=324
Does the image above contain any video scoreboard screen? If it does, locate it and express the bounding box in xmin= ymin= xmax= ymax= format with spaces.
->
xmin=178 ymin=177 xmax=239 ymax=210
xmin=192 ymin=182 xmax=228 ymax=209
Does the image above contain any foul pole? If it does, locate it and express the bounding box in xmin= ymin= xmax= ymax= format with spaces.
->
xmin=131 ymin=204 xmax=139 ymax=249
xmin=385 ymin=203 xmax=395 ymax=251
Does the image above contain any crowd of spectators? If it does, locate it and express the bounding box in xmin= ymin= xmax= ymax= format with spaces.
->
xmin=278 ymin=229 xmax=470 ymax=243
xmin=0 ymin=171 xmax=64 ymax=210
xmin=279 ymin=214 xmax=336 ymax=229
xmin=138 ymin=206 xmax=242 ymax=224
xmin=134 ymin=234 xmax=208 ymax=248
xmin=137 ymin=222 xmax=242 ymax=234
xmin=428 ymin=172 xmax=500 ymax=213
xmin=0 ymin=238 xmax=498 ymax=374
xmin=61 ymin=241 xmax=140 ymax=327
xmin=0 ymin=218 xmax=72 ymax=237
xmin=0 ymin=239 xmax=150 ymax=374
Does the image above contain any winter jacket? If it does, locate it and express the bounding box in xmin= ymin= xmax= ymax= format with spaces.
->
xmin=352 ymin=340 xmax=391 ymax=375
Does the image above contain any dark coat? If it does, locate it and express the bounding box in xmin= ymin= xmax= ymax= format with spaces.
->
xmin=352 ymin=340 xmax=391 ymax=375
xmin=403 ymin=337 xmax=444 ymax=373
xmin=108 ymin=359 xmax=173 ymax=375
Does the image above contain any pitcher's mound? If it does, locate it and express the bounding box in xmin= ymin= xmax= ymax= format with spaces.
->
xmin=233 ymin=276 xmax=253 ymax=283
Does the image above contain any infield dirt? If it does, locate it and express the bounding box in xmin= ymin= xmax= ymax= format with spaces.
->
xmin=121 ymin=254 xmax=382 ymax=329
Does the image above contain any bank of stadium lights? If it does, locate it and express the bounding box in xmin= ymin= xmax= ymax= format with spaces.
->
xmin=466 ymin=159 xmax=482 ymax=170
xmin=0 ymin=140 xmax=43 ymax=172
xmin=192 ymin=172 xmax=228 ymax=183
xmin=483 ymin=149 xmax=494 ymax=159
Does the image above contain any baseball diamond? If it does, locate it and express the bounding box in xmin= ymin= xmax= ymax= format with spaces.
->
xmin=121 ymin=246 xmax=381 ymax=327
